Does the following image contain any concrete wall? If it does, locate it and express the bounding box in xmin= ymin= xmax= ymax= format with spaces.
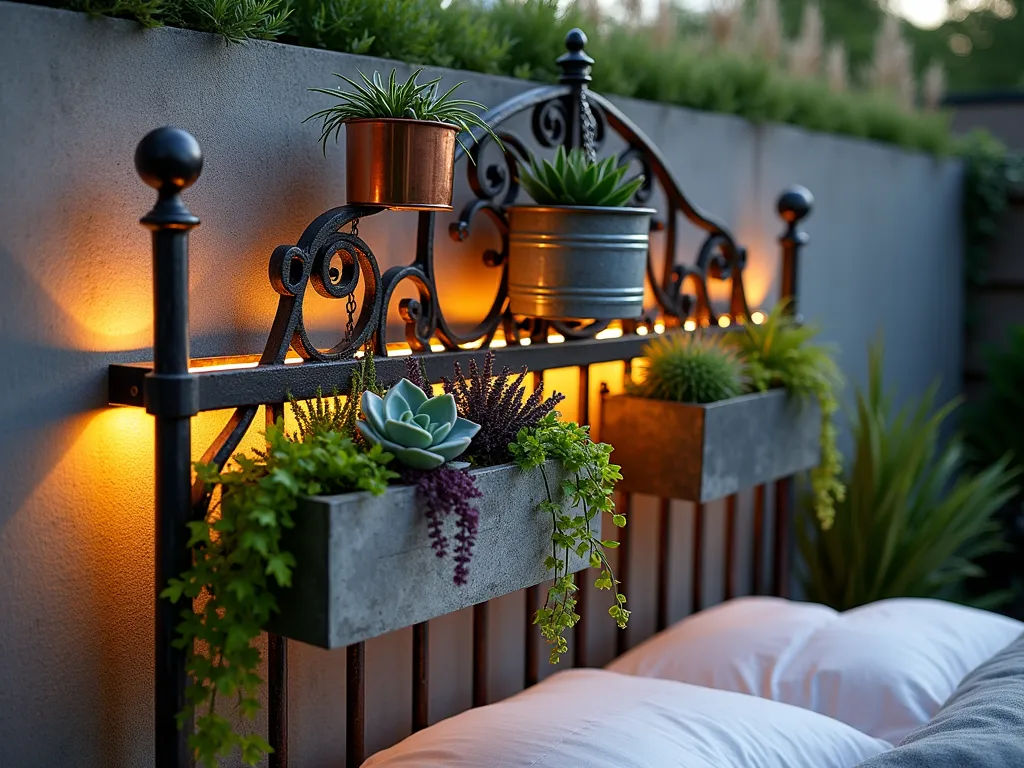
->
xmin=0 ymin=3 xmax=964 ymax=766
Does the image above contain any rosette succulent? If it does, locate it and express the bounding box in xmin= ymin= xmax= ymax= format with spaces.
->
xmin=358 ymin=379 xmax=480 ymax=470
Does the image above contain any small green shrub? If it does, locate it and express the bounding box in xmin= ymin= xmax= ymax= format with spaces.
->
xmin=726 ymin=302 xmax=844 ymax=529
xmin=798 ymin=342 xmax=1019 ymax=612
xmin=520 ymin=146 xmax=644 ymax=207
xmin=630 ymin=332 xmax=746 ymax=404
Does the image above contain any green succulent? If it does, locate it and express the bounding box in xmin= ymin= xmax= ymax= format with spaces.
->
xmin=305 ymin=68 xmax=500 ymax=157
xmin=520 ymin=146 xmax=645 ymax=207
xmin=630 ymin=332 xmax=746 ymax=404
xmin=357 ymin=378 xmax=480 ymax=470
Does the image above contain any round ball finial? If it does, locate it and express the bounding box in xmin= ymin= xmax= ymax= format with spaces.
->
xmin=777 ymin=185 xmax=814 ymax=224
xmin=135 ymin=126 xmax=203 ymax=193
xmin=565 ymin=28 xmax=588 ymax=53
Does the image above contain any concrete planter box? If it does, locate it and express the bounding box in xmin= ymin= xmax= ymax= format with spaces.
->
xmin=267 ymin=460 xmax=588 ymax=649
xmin=600 ymin=390 xmax=820 ymax=502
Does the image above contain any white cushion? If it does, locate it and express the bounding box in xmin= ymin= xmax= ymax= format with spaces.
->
xmin=607 ymin=597 xmax=1024 ymax=745
xmin=363 ymin=668 xmax=890 ymax=768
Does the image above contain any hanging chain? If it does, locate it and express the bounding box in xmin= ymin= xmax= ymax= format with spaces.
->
xmin=580 ymin=89 xmax=597 ymax=164
xmin=344 ymin=217 xmax=360 ymax=340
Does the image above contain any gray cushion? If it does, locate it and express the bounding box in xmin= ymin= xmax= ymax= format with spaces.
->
xmin=857 ymin=631 xmax=1024 ymax=767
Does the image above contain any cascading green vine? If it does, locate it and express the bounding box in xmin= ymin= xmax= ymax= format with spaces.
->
xmin=510 ymin=413 xmax=628 ymax=664
xmin=162 ymin=425 xmax=396 ymax=766
xmin=726 ymin=302 xmax=845 ymax=530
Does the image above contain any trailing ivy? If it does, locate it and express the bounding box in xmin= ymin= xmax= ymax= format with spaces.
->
xmin=162 ymin=425 xmax=396 ymax=767
xmin=726 ymin=302 xmax=844 ymax=530
xmin=510 ymin=413 xmax=628 ymax=664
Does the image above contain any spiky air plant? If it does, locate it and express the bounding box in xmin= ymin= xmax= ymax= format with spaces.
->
xmin=630 ymin=331 xmax=746 ymax=404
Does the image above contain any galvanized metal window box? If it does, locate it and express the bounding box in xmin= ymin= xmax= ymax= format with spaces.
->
xmin=600 ymin=389 xmax=821 ymax=503
xmin=267 ymin=460 xmax=588 ymax=649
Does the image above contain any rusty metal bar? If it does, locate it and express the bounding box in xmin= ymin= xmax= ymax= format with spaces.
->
xmin=524 ymin=585 xmax=539 ymax=688
xmin=753 ymin=485 xmax=765 ymax=595
xmin=691 ymin=502 xmax=704 ymax=613
xmin=725 ymin=495 xmax=738 ymax=601
xmin=773 ymin=478 xmax=792 ymax=598
xmin=346 ymin=643 xmax=365 ymax=768
xmin=412 ymin=622 xmax=429 ymax=731
xmin=615 ymin=491 xmax=633 ymax=657
xmin=656 ymin=497 xmax=671 ymax=631
xmin=574 ymin=364 xmax=591 ymax=668
xmin=472 ymin=605 xmax=488 ymax=707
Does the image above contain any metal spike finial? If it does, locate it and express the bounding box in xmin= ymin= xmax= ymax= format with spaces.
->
xmin=557 ymin=28 xmax=594 ymax=84
xmin=135 ymin=126 xmax=203 ymax=228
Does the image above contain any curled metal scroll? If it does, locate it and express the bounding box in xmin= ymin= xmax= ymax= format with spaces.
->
xmin=194 ymin=32 xmax=758 ymax=504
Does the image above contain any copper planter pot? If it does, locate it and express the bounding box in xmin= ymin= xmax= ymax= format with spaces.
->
xmin=345 ymin=118 xmax=458 ymax=211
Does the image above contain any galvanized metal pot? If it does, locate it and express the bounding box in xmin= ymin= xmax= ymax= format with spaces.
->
xmin=507 ymin=205 xmax=655 ymax=320
xmin=345 ymin=118 xmax=458 ymax=211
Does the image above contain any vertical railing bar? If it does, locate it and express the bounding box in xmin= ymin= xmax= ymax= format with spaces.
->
xmin=656 ymin=497 xmax=671 ymax=632
xmin=573 ymin=364 xmax=591 ymax=668
xmin=724 ymin=494 xmax=738 ymax=601
xmin=614 ymin=490 xmax=633 ymax=657
xmin=773 ymin=479 xmax=792 ymax=598
xmin=136 ymin=127 xmax=202 ymax=768
xmin=524 ymin=369 xmax=544 ymax=690
xmin=524 ymin=585 xmax=539 ymax=689
xmin=412 ymin=622 xmax=429 ymax=730
xmin=752 ymin=485 xmax=766 ymax=596
xmin=471 ymin=605 xmax=488 ymax=707
xmin=346 ymin=642 xmax=365 ymax=768
xmin=267 ymin=634 xmax=288 ymax=768
xmin=691 ymin=502 xmax=704 ymax=613
xmin=265 ymin=402 xmax=288 ymax=768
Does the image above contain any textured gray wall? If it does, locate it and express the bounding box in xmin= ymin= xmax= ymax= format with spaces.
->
xmin=0 ymin=3 xmax=963 ymax=766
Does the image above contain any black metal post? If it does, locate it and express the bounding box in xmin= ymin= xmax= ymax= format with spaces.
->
xmin=776 ymin=185 xmax=814 ymax=318
xmin=136 ymin=126 xmax=203 ymax=768
xmin=556 ymin=28 xmax=594 ymax=156
xmin=774 ymin=186 xmax=813 ymax=601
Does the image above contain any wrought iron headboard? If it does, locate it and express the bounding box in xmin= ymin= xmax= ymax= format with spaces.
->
xmin=109 ymin=28 xmax=813 ymax=768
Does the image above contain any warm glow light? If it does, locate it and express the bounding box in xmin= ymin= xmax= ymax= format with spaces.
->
xmin=654 ymin=323 xmax=665 ymax=334
xmin=489 ymin=338 xmax=507 ymax=349
xmin=520 ymin=337 xmax=532 ymax=346
xmin=683 ymin=319 xmax=697 ymax=332
xmin=595 ymin=328 xmax=624 ymax=340
xmin=636 ymin=326 xmax=649 ymax=336
xmin=547 ymin=334 xmax=566 ymax=344
xmin=430 ymin=343 xmax=446 ymax=353
xmin=751 ymin=310 xmax=765 ymax=325
xmin=718 ymin=316 xmax=731 ymax=328
xmin=389 ymin=347 xmax=413 ymax=357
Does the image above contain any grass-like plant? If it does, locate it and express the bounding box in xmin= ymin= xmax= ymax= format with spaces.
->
xmin=305 ymin=68 xmax=500 ymax=157
xmin=520 ymin=146 xmax=645 ymax=207
xmin=725 ymin=301 xmax=844 ymax=530
xmin=630 ymin=331 xmax=746 ymax=404
xmin=797 ymin=342 xmax=1019 ymax=611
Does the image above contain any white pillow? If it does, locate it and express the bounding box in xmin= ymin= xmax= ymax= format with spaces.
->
xmin=363 ymin=668 xmax=890 ymax=768
xmin=607 ymin=597 xmax=1024 ymax=745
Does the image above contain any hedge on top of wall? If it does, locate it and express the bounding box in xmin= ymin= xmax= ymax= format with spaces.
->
xmin=39 ymin=0 xmax=953 ymax=154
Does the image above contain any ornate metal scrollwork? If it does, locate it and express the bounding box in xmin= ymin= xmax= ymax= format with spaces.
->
xmin=196 ymin=27 xmax=760 ymax=493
